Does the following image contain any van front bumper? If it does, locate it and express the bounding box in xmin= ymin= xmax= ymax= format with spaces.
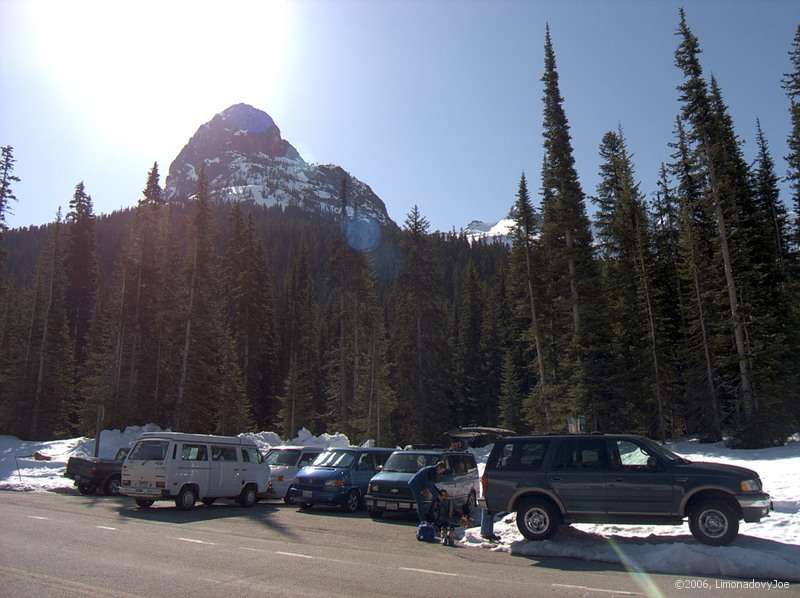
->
xmin=365 ymin=495 xmax=418 ymax=513
xmin=289 ymin=487 xmax=346 ymax=506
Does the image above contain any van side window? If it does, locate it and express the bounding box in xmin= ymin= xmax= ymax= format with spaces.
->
xmin=211 ymin=446 xmax=237 ymax=462
xmin=181 ymin=444 xmax=208 ymax=461
xmin=241 ymin=447 xmax=261 ymax=463
xmin=356 ymin=453 xmax=375 ymax=471
xmin=301 ymin=452 xmax=319 ymax=463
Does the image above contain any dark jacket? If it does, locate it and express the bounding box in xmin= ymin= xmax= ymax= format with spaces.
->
xmin=408 ymin=465 xmax=440 ymax=496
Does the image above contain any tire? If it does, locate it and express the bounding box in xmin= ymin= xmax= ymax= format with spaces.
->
xmin=201 ymin=498 xmax=216 ymax=506
xmin=689 ymin=500 xmax=739 ymax=546
xmin=516 ymin=498 xmax=559 ymax=541
xmin=238 ymin=485 xmax=258 ymax=508
xmin=103 ymin=474 xmax=122 ymax=496
xmin=283 ymin=491 xmax=296 ymax=505
xmin=77 ymin=483 xmax=96 ymax=496
xmin=368 ymin=508 xmax=384 ymax=519
xmin=135 ymin=498 xmax=154 ymax=508
xmin=342 ymin=489 xmax=361 ymax=513
xmin=175 ymin=486 xmax=197 ymax=511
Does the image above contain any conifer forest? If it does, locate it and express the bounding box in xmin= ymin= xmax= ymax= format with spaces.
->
xmin=2 ymin=15 xmax=799 ymax=449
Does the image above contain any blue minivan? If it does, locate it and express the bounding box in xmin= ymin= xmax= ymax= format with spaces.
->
xmin=288 ymin=447 xmax=395 ymax=512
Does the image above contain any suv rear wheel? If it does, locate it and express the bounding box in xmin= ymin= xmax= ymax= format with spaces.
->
xmin=516 ymin=498 xmax=559 ymax=541
xmin=689 ymin=500 xmax=739 ymax=546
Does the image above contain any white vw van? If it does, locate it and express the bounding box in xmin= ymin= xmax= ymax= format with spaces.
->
xmin=121 ymin=432 xmax=269 ymax=510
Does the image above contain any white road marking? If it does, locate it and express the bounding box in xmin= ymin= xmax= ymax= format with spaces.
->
xmin=552 ymin=583 xmax=642 ymax=596
xmin=26 ymin=515 xmax=49 ymax=520
xmin=96 ymin=525 xmax=117 ymax=531
xmin=399 ymin=567 xmax=459 ymax=577
xmin=176 ymin=537 xmax=217 ymax=545
xmin=274 ymin=551 xmax=317 ymax=559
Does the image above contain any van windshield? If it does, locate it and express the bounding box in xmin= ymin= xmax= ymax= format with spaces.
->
xmin=129 ymin=440 xmax=169 ymax=461
xmin=266 ymin=449 xmax=301 ymax=466
xmin=312 ymin=450 xmax=356 ymax=468
xmin=383 ymin=452 xmax=440 ymax=473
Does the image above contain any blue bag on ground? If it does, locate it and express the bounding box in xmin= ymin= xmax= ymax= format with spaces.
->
xmin=416 ymin=523 xmax=436 ymax=542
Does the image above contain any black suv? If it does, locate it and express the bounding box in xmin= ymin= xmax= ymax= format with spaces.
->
xmin=480 ymin=433 xmax=772 ymax=546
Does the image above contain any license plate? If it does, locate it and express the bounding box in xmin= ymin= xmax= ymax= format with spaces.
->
xmin=386 ymin=502 xmax=398 ymax=511
xmin=303 ymin=491 xmax=313 ymax=498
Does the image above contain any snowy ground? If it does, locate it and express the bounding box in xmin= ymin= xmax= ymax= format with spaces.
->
xmin=1 ymin=427 xmax=798 ymax=583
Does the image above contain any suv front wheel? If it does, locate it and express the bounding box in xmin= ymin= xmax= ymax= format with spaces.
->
xmin=516 ymin=498 xmax=559 ymax=541
xmin=689 ymin=500 xmax=739 ymax=546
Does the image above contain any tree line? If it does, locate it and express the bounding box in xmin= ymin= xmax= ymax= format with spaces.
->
xmin=1 ymin=14 xmax=799 ymax=448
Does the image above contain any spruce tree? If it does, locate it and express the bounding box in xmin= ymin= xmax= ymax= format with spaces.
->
xmin=537 ymin=26 xmax=605 ymax=430
xmin=277 ymin=242 xmax=321 ymax=438
xmin=223 ymin=204 xmax=278 ymax=428
xmin=64 ymin=182 xmax=98 ymax=364
xmin=0 ymin=145 xmax=20 ymax=270
xmin=782 ymin=25 xmax=800 ymax=261
xmin=593 ymin=127 xmax=666 ymax=439
xmin=388 ymin=206 xmax=450 ymax=444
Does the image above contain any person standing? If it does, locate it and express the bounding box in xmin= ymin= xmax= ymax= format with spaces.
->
xmin=408 ymin=460 xmax=447 ymax=523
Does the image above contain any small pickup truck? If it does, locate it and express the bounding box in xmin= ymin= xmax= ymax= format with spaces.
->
xmin=65 ymin=448 xmax=129 ymax=496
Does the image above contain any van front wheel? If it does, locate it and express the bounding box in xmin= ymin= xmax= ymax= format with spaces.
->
xmin=238 ymin=485 xmax=258 ymax=508
xmin=176 ymin=486 xmax=197 ymax=511
xmin=342 ymin=489 xmax=361 ymax=513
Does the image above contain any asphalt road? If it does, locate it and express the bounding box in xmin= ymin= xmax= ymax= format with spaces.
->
xmin=0 ymin=491 xmax=793 ymax=598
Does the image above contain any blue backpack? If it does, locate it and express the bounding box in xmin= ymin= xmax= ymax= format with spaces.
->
xmin=416 ymin=523 xmax=436 ymax=542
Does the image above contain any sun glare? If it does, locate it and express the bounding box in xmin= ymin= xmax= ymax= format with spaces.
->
xmin=30 ymin=0 xmax=292 ymax=155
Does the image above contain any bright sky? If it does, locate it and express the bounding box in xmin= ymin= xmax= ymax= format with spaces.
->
xmin=1 ymin=0 xmax=797 ymax=233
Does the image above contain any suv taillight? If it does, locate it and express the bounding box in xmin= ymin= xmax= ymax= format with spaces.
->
xmin=481 ymin=472 xmax=488 ymax=495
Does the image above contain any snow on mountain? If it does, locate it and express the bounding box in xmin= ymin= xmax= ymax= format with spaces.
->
xmin=462 ymin=217 xmax=515 ymax=243
xmin=164 ymin=103 xmax=392 ymax=226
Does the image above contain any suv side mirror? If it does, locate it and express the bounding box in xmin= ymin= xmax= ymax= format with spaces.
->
xmin=647 ymin=456 xmax=659 ymax=470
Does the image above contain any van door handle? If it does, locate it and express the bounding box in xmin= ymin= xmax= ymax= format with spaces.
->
xmin=233 ymin=468 xmax=239 ymax=472
xmin=613 ymin=478 xmax=624 ymax=482
xmin=550 ymin=477 xmax=561 ymax=481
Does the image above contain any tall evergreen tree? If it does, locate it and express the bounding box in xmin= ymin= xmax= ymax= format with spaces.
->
xmin=277 ymin=242 xmax=322 ymax=438
xmin=223 ymin=204 xmax=278 ymax=428
xmin=64 ymin=182 xmax=98 ymax=364
xmin=0 ymin=145 xmax=20 ymax=270
xmin=537 ymin=26 xmax=605 ymax=430
xmin=454 ymin=259 xmax=486 ymax=426
xmin=388 ymin=206 xmax=451 ymax=444
xmin=675 ymin=10 xmax=796 ymax=445
xmin=782 ymin=25 xmax=800 ymax=261
xmin=593 ymin=127 xmax=667 ymax=439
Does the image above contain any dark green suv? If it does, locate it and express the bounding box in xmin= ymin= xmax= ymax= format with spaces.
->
xmin=479 ymin=433 xmax=772 ymax=546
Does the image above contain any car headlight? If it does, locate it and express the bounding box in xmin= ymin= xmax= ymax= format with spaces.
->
xmin=325 ymin=479 xmax=344 ymax=487
xmin=369 ymin=484 xmax=377 ymax=493
xmin=740 ymin=479 xmax=761 ymax=492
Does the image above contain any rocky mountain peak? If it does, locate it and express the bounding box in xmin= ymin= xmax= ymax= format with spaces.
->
xmin=163 ymin=104 xmax=391 ymax=226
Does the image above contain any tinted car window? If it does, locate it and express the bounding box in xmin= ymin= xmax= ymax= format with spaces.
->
xmin=383 ymin=452 xmax=439 ymax=473
xmin=494 ymin=440 xmax=548 ymax=471
xmin=552 ymin=438 xmax=606 ymax=470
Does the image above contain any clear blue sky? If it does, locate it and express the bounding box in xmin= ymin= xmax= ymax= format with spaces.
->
xmin=1 ymin=0 xmax=797 ymax=233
